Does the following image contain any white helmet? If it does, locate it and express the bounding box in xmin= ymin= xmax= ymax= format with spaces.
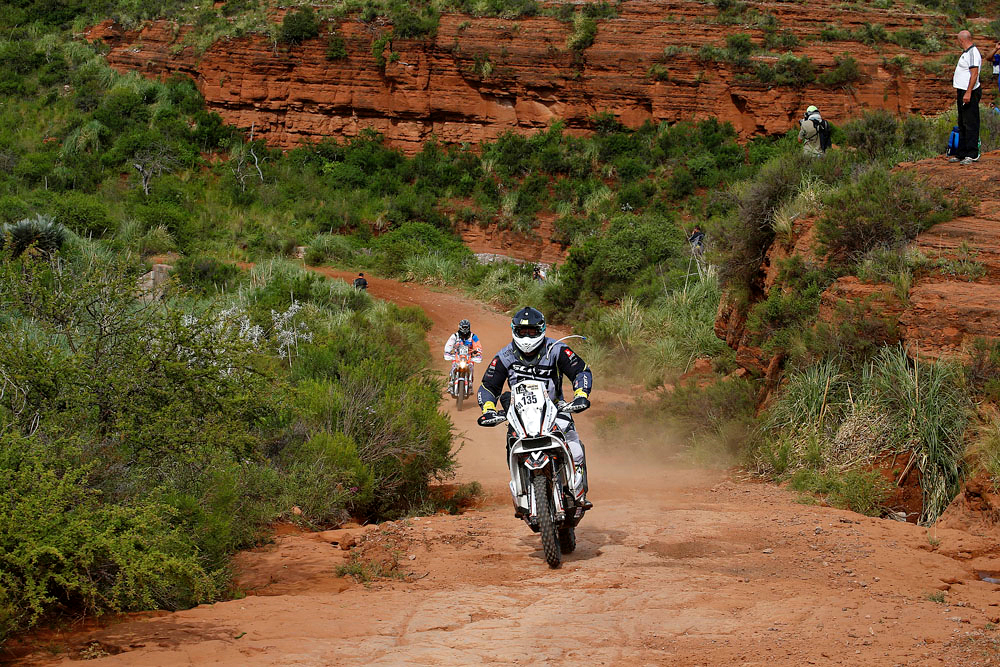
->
xmin=511 ymin=307 xmax=546 ymax=355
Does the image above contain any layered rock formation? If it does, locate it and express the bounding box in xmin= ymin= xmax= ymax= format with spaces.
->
xmin=457 ymin=215 xmax=567 ymax=265
xmin=90 ymin=1 xmax=960 ymax=153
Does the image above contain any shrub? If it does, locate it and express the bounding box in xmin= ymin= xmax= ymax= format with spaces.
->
xmin=279 ymin=7 xmax=320 ymax=45
xmin=0 ymin=436 xmax=218 ymax=640
xmin=755 ymin=53 xmax=815 ymax=86
xmin=818 ymin=54 xmax=863 ymax=87
xmin=326 ymin=33 xmax=348 ymax=60
xmin=371 ymin=32 xmax=391 ymax=69
xmin=890 ymin=28 xmax=942 ymax=54
xmin=789 ymin=467 xmax=891 ymax=516
xmin=567 ymin=13 xmax=598 ymax=52
xmin=966 ymin=338 xmax=1000 ymax=402
xmin=173 ymin=254 xmax=239 ymax=292
xmin=53 ymin=192 xmax=113 ymax=237
xmin=815 ymin=169 xmax=955 ymax=263
xmin=667 ymin=166 xmax=695 ymax=199
xmin=1 ymin=215 xmax=68 ymax=258
xmin=304 ymin=233 xmax=357 ymax=266
xmin=710 ymin=151 xmax=809 ymax=293
xmin=854 ymin=23 xmax=888 ymax=46
xmin=647 ymin=64 xmax=669 ymax=81
xmin=842 ymin=109 xmax=899 ymax=158
xmin=882 ymin=54 xmax=912 ymax=74
xmin=820 ymin=24 xmax=851 ymax=41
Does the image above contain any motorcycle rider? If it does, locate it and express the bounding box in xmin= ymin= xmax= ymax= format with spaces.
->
xmin=444 ymin=319 xmax=483 ymax=393
xmin=477 ymin=306 xmax=593 ymax=509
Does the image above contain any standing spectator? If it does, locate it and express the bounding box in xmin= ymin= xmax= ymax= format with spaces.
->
xmin=797 ymin=105 xmax=829 ymax=157
xmin=532 ymin=264 xmax=546 ymax=284
xmin=952 ymin=30 xmax=982 ymax=166
xmin=985 ymin=41 xmax=1000 ymax=97
xmin=353 ymin=272 xmax=368 ymax=290
xmin=688 ymin=225 xmax=706 ymax=254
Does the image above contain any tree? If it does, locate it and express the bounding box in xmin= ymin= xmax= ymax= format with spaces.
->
xmin=132 ymin=143 xmax=178 ymax=196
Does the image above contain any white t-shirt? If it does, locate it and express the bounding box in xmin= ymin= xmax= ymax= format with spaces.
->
xmin=954 ymin=45 xmax=982 ymax=90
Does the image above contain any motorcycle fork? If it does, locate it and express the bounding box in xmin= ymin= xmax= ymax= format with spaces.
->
xmin=528 ymin=468 xmax=566 ymax=523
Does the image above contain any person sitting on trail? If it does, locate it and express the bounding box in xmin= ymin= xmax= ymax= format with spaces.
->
xmin=797 ymin=105 xmax=830 ymax=156
xmin=688 ymin=226 xmax=706 ymax=254
xmin=477 ymin=306 xmax=594 ymax=510
xmin=353 ymin=272 xmax=368 ymax=290
xmin=444 ymin=319 xmax=483 ymax=363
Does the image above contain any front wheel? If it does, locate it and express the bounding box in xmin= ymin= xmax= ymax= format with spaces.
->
xmin=532 ymin=475 xmax=561 ymax=568
xmin=456 ymin=380 xmax=465 ymax=411
xmin=558 ymin=526 xmax=576 ymax=554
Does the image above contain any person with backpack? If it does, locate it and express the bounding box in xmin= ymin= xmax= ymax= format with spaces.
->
xmin=353 ymin=272 xmax=368 ymax=290
xmin=797 ymin=105 xmax=831 ymax=156
xmin=950 ymin=30 xmax=982 ymax=166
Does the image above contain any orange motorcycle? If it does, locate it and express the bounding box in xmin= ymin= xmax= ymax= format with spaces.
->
xmin=449 ymin=343 xmax=477 ymax=411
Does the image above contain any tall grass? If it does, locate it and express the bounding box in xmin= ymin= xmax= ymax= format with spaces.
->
xmin=580 ymin=276 xmax=726 ymax=386
xmin=757 ymin=346 xmax=969 ymax=523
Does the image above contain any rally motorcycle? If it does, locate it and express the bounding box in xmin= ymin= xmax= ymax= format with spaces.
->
xmin=492 ymin=380 xmax=588 ymax=568
xmin=449 ymin=343 xmax=476 ymax=411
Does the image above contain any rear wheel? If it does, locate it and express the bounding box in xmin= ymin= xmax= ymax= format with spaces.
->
xmin=532 ymin=475 xmax=561 ymax=568
xmin=558 ymin=525 xmax=576 ymax=554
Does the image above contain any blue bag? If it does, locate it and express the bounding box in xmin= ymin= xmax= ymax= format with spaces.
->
xmin=947 ymin=126 xmax=960 ymax=156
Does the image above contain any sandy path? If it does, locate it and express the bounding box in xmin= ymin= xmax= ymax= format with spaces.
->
xmin=19 ymin=272 xmax=1000 ymax=666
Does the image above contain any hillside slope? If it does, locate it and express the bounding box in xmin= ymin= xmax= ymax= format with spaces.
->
xmin=717 ymin=152 xmax=1000 ymax=372
xmin=90 ymin=0 xmax=959 ymax=152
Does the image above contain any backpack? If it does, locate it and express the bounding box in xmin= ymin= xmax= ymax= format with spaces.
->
xmin=812 ymin=118 xmax=832 ymax=152
xmin=947 ymin=125 xmax=960 ymax=156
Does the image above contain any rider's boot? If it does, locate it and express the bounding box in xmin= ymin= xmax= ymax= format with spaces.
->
xmin=575 ymin=464 xmax=593 ymax=511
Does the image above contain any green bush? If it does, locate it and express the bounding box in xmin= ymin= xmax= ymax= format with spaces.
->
xmin=820 ymin=24 xmax=851 ymax=41
xmin=789 ymin=467 xmax=891 ymax=516
xmin=0 ymin=435 xmax=218 ymax=640
xmin=710 ymin=151 xmax=809 ymax=294
xmin=755 ymin=53 xmax=816 ymax=86
xmin=326 ymin=33 xmax=348 ymax=61
xmin=818 ymin=54 xmax=863 ymax=87
xmin=567 ymin=13 xmax=598 ymax=52
xmin=815 ymin=169 xmax=955 ymax=262
xmin=173 ymin=254 xmax=239 ymax=292
xmin=842 ymin=109 xmax=899 ymax=158
xmin=53 ymin=192 xmax=113 ymax=237
xmin=279 ymin=7 xmax=320 ymax=45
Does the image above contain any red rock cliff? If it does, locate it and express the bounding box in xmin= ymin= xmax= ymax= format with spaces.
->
xmin=91 ymin=1 xmax=960 ymax=153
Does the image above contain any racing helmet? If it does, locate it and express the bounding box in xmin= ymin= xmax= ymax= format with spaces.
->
xmin=511 ymin=307 xmax=546 ymax=355
xmin=458 ymin=319 xmax=471 ymax=338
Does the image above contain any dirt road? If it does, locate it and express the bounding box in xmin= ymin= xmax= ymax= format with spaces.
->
xmin=25 ymin=272 xmax=1000 ymax=665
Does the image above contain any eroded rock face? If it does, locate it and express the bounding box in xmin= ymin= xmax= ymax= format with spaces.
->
xmin=937 ymin=475 xmax=1000 ymax=534
xmin=717 ymin=151 xmax=1000 ymax=369
xmin=90 ymin=1 xmax=956 ymax=153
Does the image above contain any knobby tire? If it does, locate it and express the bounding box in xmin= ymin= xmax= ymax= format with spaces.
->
xmin=533 ymin=475 xmax=561 ymax=568
xmin=558 ymin=525 xmax=576 ymax=554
